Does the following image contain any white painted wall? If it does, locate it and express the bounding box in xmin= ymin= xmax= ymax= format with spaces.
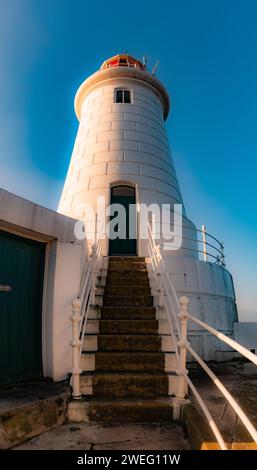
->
xmin=50 ymin=241 xmax=82 ymax=380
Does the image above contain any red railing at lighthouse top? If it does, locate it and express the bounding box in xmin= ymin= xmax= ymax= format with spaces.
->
xmin=101 ymin=54 xmax=145 ymax=71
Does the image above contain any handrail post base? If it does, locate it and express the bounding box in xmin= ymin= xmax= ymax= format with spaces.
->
xmin=173 ymin=397 xmax=190 ymax=421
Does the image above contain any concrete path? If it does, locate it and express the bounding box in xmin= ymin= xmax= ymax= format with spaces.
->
xmin=14 ymin=422 xmax=189 ymax=450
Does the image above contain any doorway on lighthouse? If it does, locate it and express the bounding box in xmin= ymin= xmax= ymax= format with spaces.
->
xmin=109 ymin=185 xmax=137 ymax=256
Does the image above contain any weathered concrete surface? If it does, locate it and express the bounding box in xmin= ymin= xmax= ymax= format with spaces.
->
xmin=14 ymin=422 xmax=189 ymax=450
xmin=0 ymin=381 xmax=70 ymax=449
xmin=183 ymin=361 xmax=257 ymax=450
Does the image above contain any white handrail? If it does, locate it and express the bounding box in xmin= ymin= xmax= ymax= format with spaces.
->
xmin=70 ymin=222 xmax=104 ymax=398
xmin=79 ymin=240 xmax=102 ymax=358
xmin=146 ymin=223 xmax=257 ymax=448
xmin=148 ymin=222 xmax=180 ymax=333
xmin=184 ymin=373 xmax=227 ymax=450
xmin=186 ymin=313 xmax=257 ymax=366
xmin=147 ymin=227 xmax=180 ymax=357
xmin=148 ymin=221 xmax=186 ymax=421
xmin=79 ymin=229 xmax=104 ymax=353
xmin=187 ymin=343 xmax=257 ymax=444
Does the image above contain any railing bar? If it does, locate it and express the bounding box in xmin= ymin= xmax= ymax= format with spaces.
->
xmin=80 ymin=263 xmax=92 ymax=301
xmin=160 ymin=266 xmax=181 ymax=311
xmin=187 ymin=313 xmax=257 ymax=366
xmin=148 ymin=223 xmax=181 ymax=335
xmin=79 ymin=260 xmax=96 ymax=338
xmin=185 ymin=374 xmax=227 ymax=450
xmin=161 ymin=220 xmax=224 ymax=248
xmin=79 ymin=286 xmax=95 ymax=356
xmin=199 ymin=241 xmax=224 ymax=256
xmin=159 ymin=232 xmax=224 ymax=257
xmin=160 ymin=244 xmax=225 ymax=265
xmin=187 ymin=344 xmax=257 ymax=444
xmin=160 ymin=243 xmax=218 ymax=258
xmin=78 ymin=221 xmax=104 ymax=357
xmin=160 ymin=273 xmax=180 ymax=331
xmin=79 ymin=262 xmax=91 ymax=293
xmin=196 ymin=230 xmax=223 ymax=246
xmin=148 ymin=223 xmax=181 ymax=319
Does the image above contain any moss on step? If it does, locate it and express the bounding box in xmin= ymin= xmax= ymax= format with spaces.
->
xmin=0 ymin=389 xmax=69 ymax=449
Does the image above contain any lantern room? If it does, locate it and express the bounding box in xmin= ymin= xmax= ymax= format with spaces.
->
xmin=100 ymin=54 xmax=145 ymax=71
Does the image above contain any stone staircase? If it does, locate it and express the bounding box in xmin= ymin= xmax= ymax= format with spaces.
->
xmin=69 ymin=256 xmax=178 ymax=423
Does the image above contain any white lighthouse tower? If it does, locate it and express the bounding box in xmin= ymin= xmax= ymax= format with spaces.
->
xmin=59 ymin=54 xmax=238 ymax=360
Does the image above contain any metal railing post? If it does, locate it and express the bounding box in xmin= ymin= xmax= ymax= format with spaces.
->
xmin=151 ymin=213 xmax=156 ymax=241
xmin=155 ymin=244 xmax=163 ymax=307
xmin=173 ymin=295 xmax=189 ymax=420
xmin=90 ymin=244 xmax=98 ymax=306
xmin=221 ymin=242 xmax=225 ymax=266
xmin=94 ymin=213 xmax=98 ymax=246
xmin=201 ymin=225 xmax=207 ymax=262
xmin=70 ymin=297 xmax=82 ymax=399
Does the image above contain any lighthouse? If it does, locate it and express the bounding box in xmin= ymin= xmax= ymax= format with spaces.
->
xmin=59 ymin=54 xmax=238 ymax=360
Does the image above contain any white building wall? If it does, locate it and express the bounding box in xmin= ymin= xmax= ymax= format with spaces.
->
xmin=50 ymin=241 xmax=82 ymax=381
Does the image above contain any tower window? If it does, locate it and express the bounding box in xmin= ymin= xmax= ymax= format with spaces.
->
xmin=115 ymin=89 xmax=131 ymax=104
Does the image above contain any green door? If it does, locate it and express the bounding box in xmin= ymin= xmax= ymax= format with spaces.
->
xmin=0 ymin=230 xmax=45 ymax=385
xmin=109 ymin=186 xmax=137 ymax=256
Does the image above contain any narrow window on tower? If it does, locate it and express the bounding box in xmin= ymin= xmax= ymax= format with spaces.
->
xmin=124 ymin=90 xmax=131 ymax=103
xmin=115 ymin=89 xmax=131 ymax=104
xmin=116 ymin=90 xmax=123 ymax=103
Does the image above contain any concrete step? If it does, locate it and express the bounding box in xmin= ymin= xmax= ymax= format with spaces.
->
xmin=97 ymin=334 xmax=162 ymax=352
xmin=107 ymin=269 xmax=149 ymax=278
xmin=82 ymin=334 xmax=176 ymax=353
xmin=103 ymin=295 xmax=153 ymax=307
xmin=105 ymin=285 xmax=151 ymax=296
xmin=68 ymin=398 xmax=174 ymax=423
xmin=85 ymin=320 xmax=99 ymax=334
xmin=80 ymin=373 xmax=179 ymax=397
xmin=101 ymin=306 xmax=156 ymax=320
xmin=109 ymin=257 xmax=145 ymax=263
xmin=81 ymin=352 xmax=177 ymax=373
xmin=88 ymin=306 xmax=101 ymax=320
xmin=95 ymin=352 xmax=165 ymax=372
xmin=89 ymin=373 xmax=169 ymax=398
xmin=99 ymin=319 xmax=159 ymax=335
xmin=107 ymin=263 xmax=148 ymax=272
xmin=106 ymin=276 xmax=149 ymax=286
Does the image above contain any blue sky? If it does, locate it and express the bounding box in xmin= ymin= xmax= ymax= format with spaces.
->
xmin=1 ymin=0 xmax=257 ymax=320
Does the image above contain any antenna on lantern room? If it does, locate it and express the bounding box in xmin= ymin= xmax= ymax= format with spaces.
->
xmin=142 ymin=56 xmax=148 ymax=67
xmin=152 ymin=59 xmax=159 ymax=76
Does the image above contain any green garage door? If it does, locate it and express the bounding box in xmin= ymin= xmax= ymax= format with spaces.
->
xmin=0 ymin=230 xmax=45 ymax=385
